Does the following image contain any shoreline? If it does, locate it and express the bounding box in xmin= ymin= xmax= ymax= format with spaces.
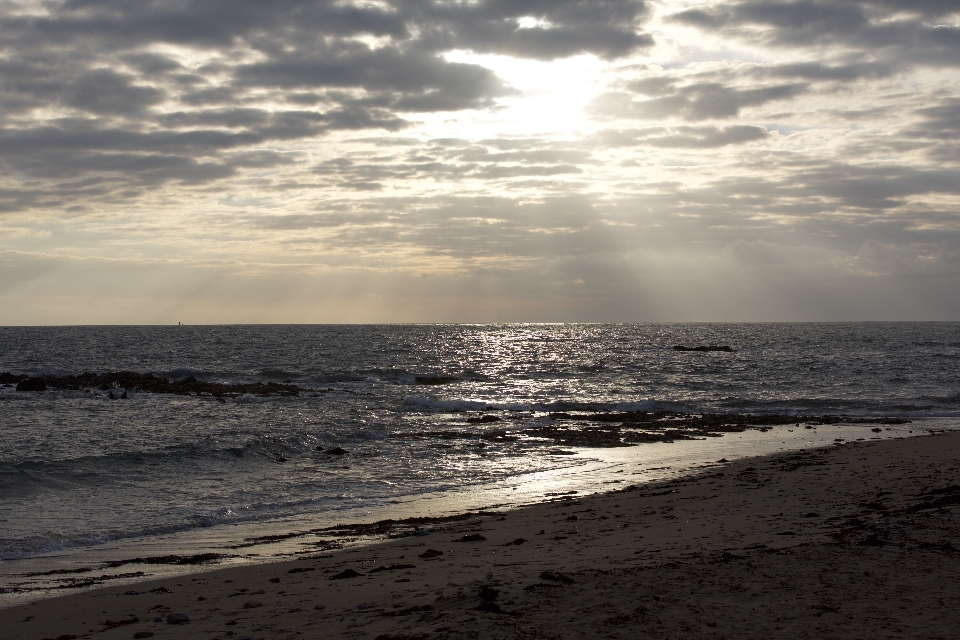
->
xmin=0 ymin=420 xmax=929 ymax=605
xmin=3 ymin=431 xmax=959 ymax=639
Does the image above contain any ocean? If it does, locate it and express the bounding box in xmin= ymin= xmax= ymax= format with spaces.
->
xmin=2 ymin=323 xmax=959 ymax=602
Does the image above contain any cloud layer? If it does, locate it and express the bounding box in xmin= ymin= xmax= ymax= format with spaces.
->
xmin=1 ymin=0 xmax=959 ymax=322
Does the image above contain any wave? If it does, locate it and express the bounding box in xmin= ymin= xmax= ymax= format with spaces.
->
xmin=402 ymin=396 xmax=491 ymax=412
xmin=400 ymin=393 xmax=960 ymax=418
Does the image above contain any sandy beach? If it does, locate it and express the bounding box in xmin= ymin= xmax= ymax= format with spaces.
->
xmin=3 ymin=431 xmax=959 ymax=640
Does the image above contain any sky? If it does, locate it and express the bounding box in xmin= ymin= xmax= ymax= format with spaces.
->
xmin=1 ymin=0 xmax=959 ymax=324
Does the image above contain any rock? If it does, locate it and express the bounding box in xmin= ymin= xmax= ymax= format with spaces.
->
xmin=479 ymin=586 xmax=499 ymax=602
xmin=242 ymin=601 xmax=262 ymax=609
xmin=133 ymin=633 xmax=154 ymax=639
xmin=414 ymin=375 xmax=459 ymax=385
xmin=324 ymin=447 xmax=348 ymax=455
xmin=504 ymin=538 xmax=526 ymax=546
xmin=120 ymin=391 xmax=128 ymax=399
xmin=858 ymin=534 xmax=885 ymax=546
xmin=314 ymin=604 xmax=326 ymax=611
xmin=166 ymin=613 xmax=189 ymax=625
xmin=269 ymin=577 xmax=280 ymax=583
xmin=16 ymin=377 xmax=46 ymax=391
xmin=539 ymin=571 xmax=574 ymax=584
xmin=871 ymin=427 xmax=882 ymax=432
xmin=467 ymin=415 xmax=501 ymax=423
xmin=330 ymin=568 xmax=362 ymax=579
xmin=454 ymin=533 xmax=486 ymax=542
xmin=673 ymin=345 xmax=734 ymax=352
xmin=418 ymin=549 xmax=443 ymax=558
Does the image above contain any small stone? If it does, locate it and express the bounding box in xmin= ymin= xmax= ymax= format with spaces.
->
xmin=134 ymin=633 xmax=154 ymax=639
xmin=242 ymin=601 xmax=263 ymax=609
xmin=166 ymin=613 xmax=189 ymax=625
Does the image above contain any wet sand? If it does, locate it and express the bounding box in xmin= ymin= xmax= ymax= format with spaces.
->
xmin=3 ymin=431 xmax=959 ymax=639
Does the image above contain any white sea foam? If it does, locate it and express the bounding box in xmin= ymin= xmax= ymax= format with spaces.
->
xmin=402 ymin=395 xmax=490 ymax=411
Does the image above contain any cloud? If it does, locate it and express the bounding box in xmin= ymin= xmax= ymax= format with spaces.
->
xmin=670 ymin=1 xmax=960 ymax=67
xmin=595 ymin=125 xmax=770 ymax=148
xmin=592 ymin=81 xmax=806 ymax=120
xmin=0 ymin=0 xmax=654 ymax=213
xmin=1 ymin=0 xmax=960 ymax=321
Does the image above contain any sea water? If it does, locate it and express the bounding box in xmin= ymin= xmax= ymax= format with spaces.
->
xmin=1 ymin=323 xmax=959 ymax=601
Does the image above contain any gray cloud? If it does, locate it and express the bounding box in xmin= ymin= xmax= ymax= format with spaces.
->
xmin=0 ymin=0 xmax=654 ymax=212
xmin=595 ymin=125 xmax=770 ymax=148
xmin=593 ymin=81 xmax=806 ymax=120
xmin=671 ymin=1 xmax=960 ymax=66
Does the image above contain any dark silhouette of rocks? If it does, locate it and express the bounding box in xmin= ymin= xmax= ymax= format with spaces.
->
xmin=674 ymin=345 xmax=735 ymax=352
xmin=15 ymin=377 xmax=46 ymax=391
xmin=3 ymin=371 xmax=299 ymax=397
xmin=415 ymin=375 xmax=459 ymax=385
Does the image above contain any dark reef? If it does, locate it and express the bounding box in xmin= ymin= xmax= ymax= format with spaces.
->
xmin=1 ymin=371 xmax=300 ymax=397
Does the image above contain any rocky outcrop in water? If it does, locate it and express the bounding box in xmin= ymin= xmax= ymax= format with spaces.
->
xmin=15 ymin=377 xmax=47 ymax=391
xmin=2 ymin=371 xmax=300 ymax=397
